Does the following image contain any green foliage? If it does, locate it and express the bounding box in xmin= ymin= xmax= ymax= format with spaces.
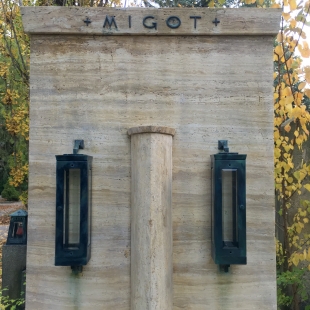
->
xmin=0 ymin=105 xmax=13 ymax=193
xmin=1 ymin=182 xmax=19 ymax=201
xmin=277 ymin=268 xmax=309 ymax=308
xmin=0 ymin=288 xmax=25 ymax=310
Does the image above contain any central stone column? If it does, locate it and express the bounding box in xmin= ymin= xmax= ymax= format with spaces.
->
xmin=128 ymin=126 xmax=175 ymax=310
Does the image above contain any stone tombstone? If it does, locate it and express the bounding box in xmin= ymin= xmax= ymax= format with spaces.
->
xmin=2 ymin=210 xmax=27 ymax=309
xmin=21 ymin=7 xmax=281 ymax=310
xmin=2 ymin=245 xmax=26 ymax=304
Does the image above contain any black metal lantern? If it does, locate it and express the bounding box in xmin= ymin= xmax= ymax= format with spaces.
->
xmin=211 ymin=140 xmax=247 ymax=272
xmin=6 ymin=209 xmax=28 ymax=245
xmin=55 ymin=140 xmax=92 ymax=273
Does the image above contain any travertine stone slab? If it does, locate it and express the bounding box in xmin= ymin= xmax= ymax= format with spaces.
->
xmin=21 ymin=7 xmax=281 ymax=36
xmin=130 ymin=127 xmax=173 ymax=310
xmin=22 ymin=7 xmax=280 ymax=310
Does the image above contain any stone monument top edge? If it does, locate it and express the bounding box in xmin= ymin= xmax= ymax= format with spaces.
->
xmin=21 ymin=7 xmax=281 ymax=36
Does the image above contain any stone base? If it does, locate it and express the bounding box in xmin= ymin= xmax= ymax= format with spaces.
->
xmin=2 ymin=244 xmax=26 ymax=308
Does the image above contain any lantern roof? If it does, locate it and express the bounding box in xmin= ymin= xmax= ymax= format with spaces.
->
xmin=10 ymin=209 xmax=28 ymax=217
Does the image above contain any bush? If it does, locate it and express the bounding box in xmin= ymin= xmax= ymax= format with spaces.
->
xmin=1 ymin=183 xmax=20 ymax=201
xmin=0 ymin=165 xmax=8 ymax=194
xmin=0 ymin=287 xmax=25 ymax=310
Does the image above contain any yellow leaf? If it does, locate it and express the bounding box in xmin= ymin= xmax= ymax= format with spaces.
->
xmin=284 ymin=124 xmax=291 ymax=132
xmin=292 ymin=254 xmax=299 ymax=266
xmin=290 ymin=19 xmax=297 ymax=28
xmin=284 ymin=145 xmax=292 ymax=152
xmin=294 ymin=130 xmax=299 ymax=137
xmin=299 ymin=42 xmax=310 ymax=58
xmin=275 ymin=148 xmax=281 ymax=159
xmin=298 ymin=82 xmax=306 ymax=90
xmin=277 ymin=32 xmax=283 ymax=42
xmin=304 ymin=184 xmax=310 ymax=192
xmin=276 ymin=138 xmax=282 ymax=146
xmin=286 ymin=58 xmax=293 ymax=71
xmin=287 ymin=177 xmax=293 ymax=183
xmin=285 ymin=103 xmax=293 ymax=115
xmin=274 ymin=130 xmax=280 ymax=140
xmin=284 ymin=95 xmax=294 ymax=105
xmin=303 ymin=218 xmax=309 ymax=223
xmin=275 ymin=45 xmax=283 ymax=56
xmin=282 ymin=12 xmax=291 ymax=21
xmin=294 ymin=171 xmax=301 ymax=180
xmin=283 ymin=87 xmax=292 ymax=97
xmin=306 ymin=72 xmax=310 ymax=84
xmin=300 ymin=210 xmax=307 ymax=217
xmin=289 ymin=0 xmax=297 ymax=10
xmin=300 ymin=31 xmax=307 ymax=39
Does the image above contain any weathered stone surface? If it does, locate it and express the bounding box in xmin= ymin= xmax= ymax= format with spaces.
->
xmin=22 ymin=8 xmax=280 ymax=310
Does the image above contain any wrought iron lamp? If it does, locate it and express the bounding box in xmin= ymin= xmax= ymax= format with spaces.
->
xmin=6 ymin=209 xmax=28 ymax=245
xmin=210 ymin=140 xmax=247 ymax=272
xmin=55 ymin=140 xmax=92 ymax=273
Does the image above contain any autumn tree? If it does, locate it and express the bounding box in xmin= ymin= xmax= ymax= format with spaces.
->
xmin=0 ymin=0 xmax=29 ymax=204
xmin=273 ymin=0 xmax=310 ymax=308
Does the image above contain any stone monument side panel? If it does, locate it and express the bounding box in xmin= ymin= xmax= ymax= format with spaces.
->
xmin=26 ymin=34 xmax=275 ymax=309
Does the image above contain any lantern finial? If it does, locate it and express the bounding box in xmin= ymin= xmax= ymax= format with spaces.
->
xmin=218 ymin=140 xmax=229 ymax=153
xmin=73 ymin=139 xmax=84 ymax=154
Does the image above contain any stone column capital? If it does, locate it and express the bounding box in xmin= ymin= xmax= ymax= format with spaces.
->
xmin=128 ymin=126 xmax=175 ymax=137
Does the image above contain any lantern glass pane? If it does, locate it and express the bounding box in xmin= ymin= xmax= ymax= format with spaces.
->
xmin=222 ymin=169 xmax=237 ymax=243
xmin=211 ymin=167 xmax=214 ymax=244
xmin=63 ymin=169 xmax=80 ymax=248
xmin=88 ymin=168 xmax=91 ymax=246
xmin=12 ymin=222 xmax=24 ymax=238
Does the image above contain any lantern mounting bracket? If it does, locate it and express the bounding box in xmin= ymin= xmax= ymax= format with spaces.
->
xmin=218 ymin=140 xmax=229 ymax=153
xmin=71 ymin=265 xmax=83 ymax=275
xmin=221 ymin=264 xmax=230 ymax=273
xmin=73 ymin=139 xmax=84 ymax=154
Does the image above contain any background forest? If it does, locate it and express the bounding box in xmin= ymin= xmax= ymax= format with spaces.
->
xmin=0 ymin=0 xmax=310 ymax=308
